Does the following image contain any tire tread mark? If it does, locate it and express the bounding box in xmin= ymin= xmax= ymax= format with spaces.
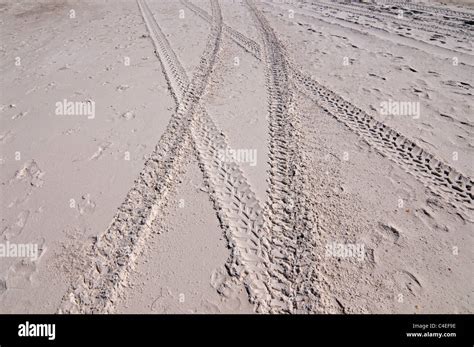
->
xmin=246 ymin=0 xmax=324 ymax=313
xmin=309 ymin=0 xmax=472 ymax=38
xmin=290 ymin=68 xmax=473 ymax=217
xmin=181 ymin=0 xmax=262 ymax=60
xmin=140 ymin=0 xmax=278 ymax=311
xmin=58 ymin=0 xmax=224 ymax=313
xmin=345 ymin=1 xmax=473 ymax=33
xmin=190 ymin=0 xmax=473 ymax=217
xmin=385 ymin=0 xmax=474 ymax=21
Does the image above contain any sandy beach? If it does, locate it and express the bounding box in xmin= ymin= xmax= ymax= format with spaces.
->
xmin=0 ymin=0 xmax=472 ymax=314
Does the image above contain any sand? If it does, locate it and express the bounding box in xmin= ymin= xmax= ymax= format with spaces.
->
xmin=0 ymin=0 xmax=472 ymax=314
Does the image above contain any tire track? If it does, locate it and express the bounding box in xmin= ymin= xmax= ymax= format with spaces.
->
xmin=58 ymin=0 xmax=223 ymax=313
xmin=311 ymin=0 xmax=472 ymax=38
xmin=57 ymin=0 xmax=473 ymax=314
xmin=138 ymin=0 xmax=279 ymax=312
xmin=181 ymin=0 xmax=261 ymax=60
xmin=138 ymin=0 xmax=189 ymax=104
xmin=345 ymin=1 xmax=473 ymax=33
xmin=266 ymin=1 xmax=474 ymax=65
xmin=303 ymin=0 xmax=472 ymax=53
xmin=290 ymin=68 xmax=473 ymax=218
xmin=185 ymin=1 xmax=474 ymax=219
xmin=383 ymin=0 xmax=474 ymax=21
xmin=184 ymin=0 xmax=326 ymax=312
xmin=245 ymin=0 xmax=328 ymax=313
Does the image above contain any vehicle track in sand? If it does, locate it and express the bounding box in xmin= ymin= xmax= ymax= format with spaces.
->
xmin=266 ymin=1 xmax=474 ymax=65
xmin=293 ymin=1 xmax=472 ymax=56
xmin=58 ymin=0 xmax=224 ymax=313
xmin=244 ymin=0 xmax=330 ymax=313
xmin=340 ymin=1 xmax=473 ymax=33
xmin=185 ymin=0 xmax=330 ymax=313
xmin=56 ymin=0 xmax=474 ymax=314
xmin=141 ymin=0 xmax=340 ymax=313
xmin=181 ymin=0 xmax=262 ymax=60
xmin=139 ymin=0 xmax=279 ymax=312
xmin=384 ymin=0 xmax=474 ymax=21
xmin=309 ymin=0 xmax=473 ymax=38
xmin=184 ymin=1 xmax=473 ymax=220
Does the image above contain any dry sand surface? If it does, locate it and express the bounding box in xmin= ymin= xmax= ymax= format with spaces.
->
xmin=0 ymin=0 xmax=472 ymax=314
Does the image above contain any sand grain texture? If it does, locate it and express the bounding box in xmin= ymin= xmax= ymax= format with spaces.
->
xmin=0 ymin=0 xmax=472 ymax=314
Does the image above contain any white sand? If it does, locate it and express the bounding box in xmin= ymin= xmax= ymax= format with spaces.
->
xmin=0 ymin=0 xmax=472 ymax=313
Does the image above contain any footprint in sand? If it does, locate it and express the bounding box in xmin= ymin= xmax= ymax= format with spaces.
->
xmin=378 ymin=222 xmax=402 ymax=245
xmin=121 ymin=111 xmax=135 ymax=120
xmin=7 ymin=259 xmax=38 ymax=288
xmin=11 ymin=160 xmax=45 ymax=188
xmin=77 ymin=194 xmax=96 ymax=216
xmin=393 ymin=270 xmax=423 ymax=297
xmin=1 ymin=210 xmax=31 ymax=240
